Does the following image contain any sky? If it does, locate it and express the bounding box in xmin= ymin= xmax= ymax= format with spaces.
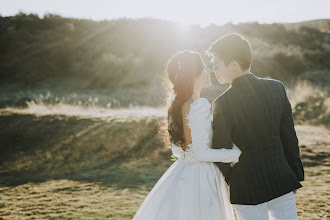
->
xmin=1 ymin=0 xmax=329 ymax=26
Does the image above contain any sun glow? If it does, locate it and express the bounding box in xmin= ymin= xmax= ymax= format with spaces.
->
xmin=1 ymin=0 xmax=329 ymax=26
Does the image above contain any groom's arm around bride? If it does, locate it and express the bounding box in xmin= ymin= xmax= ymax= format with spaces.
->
xmin=211 ymin=96 xmax=236 ymax=184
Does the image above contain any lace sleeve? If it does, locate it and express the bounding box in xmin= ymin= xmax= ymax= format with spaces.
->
xmin=188 ymin=98 xmax=241 ymax=163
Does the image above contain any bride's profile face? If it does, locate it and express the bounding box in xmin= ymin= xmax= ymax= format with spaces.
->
xmin=194 ymin=64 xmax=211 ymax=88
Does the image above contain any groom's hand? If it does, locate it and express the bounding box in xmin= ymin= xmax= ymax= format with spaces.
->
xmin=293 ymin=190 xmax=297 ymax=195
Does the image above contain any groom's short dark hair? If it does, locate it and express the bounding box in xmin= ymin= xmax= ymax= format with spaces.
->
xmin=206 ymin=33 xmax=252 ymax=71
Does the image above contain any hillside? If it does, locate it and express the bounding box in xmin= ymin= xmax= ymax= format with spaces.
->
xmin=284 ymin=19 xmax=330 ymax=33
xmin=0 ymin=13 xmax=329 ymax=220
xmin=0 ymin=109 xmax=329 ymax=219
xmin=1 ymin=14 xmax=329 ymax=98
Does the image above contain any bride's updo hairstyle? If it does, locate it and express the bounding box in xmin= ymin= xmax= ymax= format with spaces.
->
xmin=163 ymin=50 xmax=204 ymax=149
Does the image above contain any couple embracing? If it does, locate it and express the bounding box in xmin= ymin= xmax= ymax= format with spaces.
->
xmin=133 ymin=33 xmax=304 ymax=220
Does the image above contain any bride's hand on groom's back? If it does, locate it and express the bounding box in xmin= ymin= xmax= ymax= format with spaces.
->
xmin=232 ymin=144 xmax=242 ymax=157
xmin=230 ymin=144 xmax=242 ymax=167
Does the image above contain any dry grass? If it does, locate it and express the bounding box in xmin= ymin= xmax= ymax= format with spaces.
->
xmin=0 ymin=180 xmax=150 ymax=219
xmin=0 ymin=105 xmax=329 ymax=219
xmin=0 ymin=108 xmax=172 ymax=220
xmin=294 ymin=125 xmax=330 ymax=219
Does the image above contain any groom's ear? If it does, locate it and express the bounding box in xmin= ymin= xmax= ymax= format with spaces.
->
xmin=230 ymin=61 xmax=241 ymax=71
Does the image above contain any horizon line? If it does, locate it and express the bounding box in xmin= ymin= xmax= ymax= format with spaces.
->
xmin=1 ymin=11 xmax=330 ymax=27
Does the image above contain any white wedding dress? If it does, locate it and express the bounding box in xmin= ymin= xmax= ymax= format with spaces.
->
xmin=133 ymin=98 xmax=241 ymax=220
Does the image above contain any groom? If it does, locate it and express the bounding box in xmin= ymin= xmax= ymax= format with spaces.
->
xmin=206 ymin=33 xmax=304 ymax=220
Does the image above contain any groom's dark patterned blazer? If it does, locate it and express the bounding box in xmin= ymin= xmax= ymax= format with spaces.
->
xmin=212 ymin=73 xmax=304 ymax=205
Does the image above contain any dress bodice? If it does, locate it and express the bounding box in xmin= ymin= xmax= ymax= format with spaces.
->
xmin=171 ymin=98 xmax=212 ymax=159
xmin=171 ymin=98 xmax=241 ymax=163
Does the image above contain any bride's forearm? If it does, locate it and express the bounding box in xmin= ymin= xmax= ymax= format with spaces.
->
xmin=193 ymin=146 xmax=241 ymax=163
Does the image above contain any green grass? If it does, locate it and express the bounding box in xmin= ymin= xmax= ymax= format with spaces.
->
xmin=0 ymin=109 xmax=329 ymax=219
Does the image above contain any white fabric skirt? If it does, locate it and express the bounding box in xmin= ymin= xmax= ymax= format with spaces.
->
xmin=133 ymin=157 xmax=235 ymax=220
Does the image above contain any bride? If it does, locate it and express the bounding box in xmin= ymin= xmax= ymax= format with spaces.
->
xmin=133 ymin=50 xmax=242 ymax=220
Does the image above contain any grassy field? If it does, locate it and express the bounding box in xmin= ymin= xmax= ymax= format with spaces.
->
xmin=0 ymin=106 xmax=329 ymax=219
xmin=1 ymin=13 xmax=329 ymax=219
